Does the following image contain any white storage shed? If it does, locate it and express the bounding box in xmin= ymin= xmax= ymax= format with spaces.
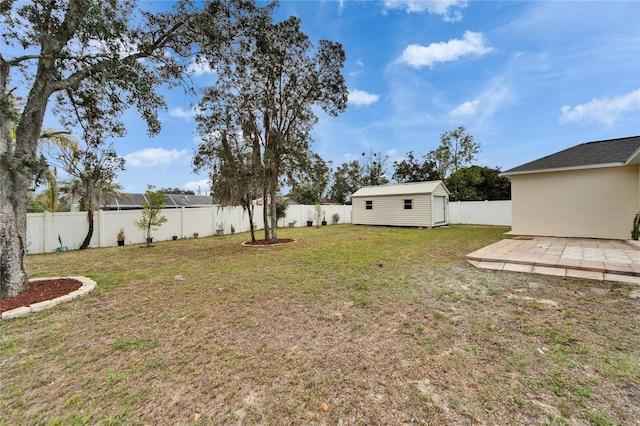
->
xmin=351 ymin=181 xmax=450 ymax=227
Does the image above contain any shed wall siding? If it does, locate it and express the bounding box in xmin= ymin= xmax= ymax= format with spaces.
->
xmin=432 ymin=185 xmax=449 ymax=197
xmin=352 ymin=194 xmax=433 ymax=226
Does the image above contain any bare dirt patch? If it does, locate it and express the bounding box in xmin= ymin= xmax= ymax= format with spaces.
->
xmin=0 ymin=278 xmax=82 ymax=313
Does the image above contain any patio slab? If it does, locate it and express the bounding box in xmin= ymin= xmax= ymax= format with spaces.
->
xmin=467 ymin=237 xmax=640 ymax=285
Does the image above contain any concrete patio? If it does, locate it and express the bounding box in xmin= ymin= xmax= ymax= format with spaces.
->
xmin=466 ymin=237 xmax=640 ymax=285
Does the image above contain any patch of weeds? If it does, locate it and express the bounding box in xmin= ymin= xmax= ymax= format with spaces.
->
xmin=508 ymin=394 xmax=528 ymax=406
xmin=575 ymin=386 xmax=593 ymax=401
xmin=62 ymin=394 xmax=89 ymax=409
xmin=228 ymin=318 xmax=253 ymax=330
xmin=558 ymin=402 xmax=572 ymax=418
xmin=596 ymin=355 xmax=636 ymax=382
xmin=0 ymin=337 xmax=21 ymax=355
xmin=350 ymin=293 xmax=369 ymax=307
xmin=176 ymin=352 xmax=190 ymax=364
xmin=563 ymin=310 xmax=577 ymax=319
xmin=112 ymin=336 xmax=157 ymax=352
xmin=523 ymin=377 xmax=540 ymax=392
xmin=104 ymin=371 xmax=127 ymax=386
xmin=104 ymin=410 xmax=133 ymax=425
xmin=47 ymin=412 xmax=95 ymax=425
xmin=432 ymin=310 xmax=445 ymax=320
xmin=581 ymin=409 xmax=618 ymax=426
xmin=349 ymin=323 xmax=364 ymax=332
xmin=543 ymin=414 xmax=569 ymax=426
xmin=354 ymin=280 xmax=369 ymax=292
xmin=326 ymin=313 xmax=340 ymax=322
xmin=140 ymin=358 xmax=165 ymax=372
xmin=449 ymin=395 xmax=463 ymax=408
xmin=548 ymin=371 xmax=569 ymax=397
xmin=124 ymin=386 xmax=149 ymax=404
xmin=487 ymin=288 xmax=503 ymax=297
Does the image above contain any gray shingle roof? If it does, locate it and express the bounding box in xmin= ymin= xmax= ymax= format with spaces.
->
xmin=503 ymin=135 xmax=640 ymax=175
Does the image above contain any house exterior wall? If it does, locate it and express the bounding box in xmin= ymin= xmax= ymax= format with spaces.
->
xmin=510 ymin=165 xmax=639 ymax=239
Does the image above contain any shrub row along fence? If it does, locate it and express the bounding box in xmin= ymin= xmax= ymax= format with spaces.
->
xmin=26 ymin=201 xmax=511 ymax=254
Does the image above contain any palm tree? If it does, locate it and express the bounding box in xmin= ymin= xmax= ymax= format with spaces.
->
xmin=60 ymin=163 xmax=126 ymax=249
xmin=49 ymin=135 xmax=126 ymax=249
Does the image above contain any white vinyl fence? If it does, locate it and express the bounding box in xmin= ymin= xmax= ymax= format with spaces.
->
xmin=25 ymin=201 xmax=511 ymax=254
xmin=26 ymin=204 xmax=353 ymax=254
xmin=448 ymin=200 xmax=512 ymax=226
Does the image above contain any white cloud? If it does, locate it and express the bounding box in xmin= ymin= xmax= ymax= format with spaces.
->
xmin=186 ymin=57 xmax=215 ymax=76
xmin=399 ymin=31 xmax=493 ymax=69
xmin=450 ymin=100 xmax=480 ymax=117
xmin=559 ymin=89 xmax=640 ymax=127
xmin=169 ymin=106 xmax=196 ymax=122
xmin=184 ymin=179 xmax=211 ymax=195
xmin=125 ymin=148 xmax=189 ymax=168
xmin=448 ymin=77 xmax=514 ymax=126
xmin=384 ymin=0 xmax=467 ymax=22
xmin=349 ymin=60 xmax=365 ymax=77
xmin=348 ymin=89 xmax=380 ymax=106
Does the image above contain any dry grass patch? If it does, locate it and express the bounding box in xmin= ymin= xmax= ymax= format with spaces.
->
xmin=1 ymin=225 xmax=639 ymax=425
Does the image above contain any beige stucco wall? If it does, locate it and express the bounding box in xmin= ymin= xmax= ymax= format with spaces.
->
xmin=510 ymin=165 xmax=639 ymax=239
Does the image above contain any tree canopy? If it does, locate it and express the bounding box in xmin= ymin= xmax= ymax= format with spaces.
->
xmin=0 ymin=0 xmax=269 ymax=298
xmin=195 ymin=14 xmax=347 ymax=243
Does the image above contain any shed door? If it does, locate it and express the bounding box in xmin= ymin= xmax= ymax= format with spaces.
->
xmin=434 ymin=196 xmax=446 ymax=224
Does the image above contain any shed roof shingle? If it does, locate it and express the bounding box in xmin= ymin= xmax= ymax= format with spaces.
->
xmin=503 ymin=135 xmax=640 ymax=175
xmin=352 ymin=181 xmax=448 ymax=197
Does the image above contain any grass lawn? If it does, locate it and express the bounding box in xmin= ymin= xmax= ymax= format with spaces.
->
xmin=1 ymin=224 xmax=639 ymax=425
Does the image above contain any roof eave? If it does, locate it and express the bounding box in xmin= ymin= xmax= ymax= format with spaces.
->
xmin=501 ymin=161 xmax=627 ymax=177
xmin=625 ymin=146 xmax=640 ymax=165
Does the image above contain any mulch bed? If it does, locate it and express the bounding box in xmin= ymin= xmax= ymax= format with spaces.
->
xmin=0 ymin=278 xmax=82 ymax=313
xmin=243 ymin=238 xmax=295 ymax=246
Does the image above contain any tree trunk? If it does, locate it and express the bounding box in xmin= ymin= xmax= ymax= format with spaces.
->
xmin=0 ymin=156 xmax=30 ymax=299
xmin=244 ymin=199 xmax=256 ymax=242
xmin=262 ymin=188 xmax=270 ymax=241
xmin=1 ymin=75 xmax=51 ymax=298
xmin=1 ymin=52 xmax=56 ymax=297
xmin=79 ymin=208 xmax=94 ymax=249
xmin=270 ymin=185 xmax=278 ymax=244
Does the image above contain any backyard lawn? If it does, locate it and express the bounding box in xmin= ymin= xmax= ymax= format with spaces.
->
xmin=1 ymin=224 xmax=638 ymax=425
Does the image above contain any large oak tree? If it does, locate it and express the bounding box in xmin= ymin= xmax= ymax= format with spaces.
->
xmin=196 ymin=15 xmax=348 ymax=243
xmin=0 ymin=0 xmax=266 ymax=299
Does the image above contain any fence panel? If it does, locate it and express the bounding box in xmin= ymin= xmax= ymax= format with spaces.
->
xmin=26 ymin=201 xmax=508 ymax=254
xmin=448 ymin=200 xmax=512 ymax=226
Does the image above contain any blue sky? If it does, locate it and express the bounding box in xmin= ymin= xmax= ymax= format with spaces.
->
xmin=44 ymin=1 xmax=640 ymax=194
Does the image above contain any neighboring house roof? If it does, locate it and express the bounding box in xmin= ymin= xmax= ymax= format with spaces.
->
xmin=352 ymin=181 xmax=449 ymax=198
xmin=103 ymin=193 xmax=213 ymax=210
xmin=502 ymin=135 xmax=640 ymax=176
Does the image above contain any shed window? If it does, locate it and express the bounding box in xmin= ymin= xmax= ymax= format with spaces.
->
xmin=404 ymin=199 xmax=413 ymax=210
xmin=365 ymin=200 xmax=373 ymax=210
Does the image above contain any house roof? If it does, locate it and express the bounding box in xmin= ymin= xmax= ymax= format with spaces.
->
xmin=352 ymin=181 xmax=448 ymax=198
xmin=502 ymin=135 xmax=640 ymax=176
xmin=103 ymin=193 xmax=213 ymax=209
